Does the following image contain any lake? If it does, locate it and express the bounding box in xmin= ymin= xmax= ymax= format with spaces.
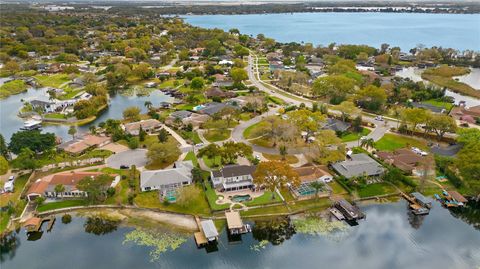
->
xmin=395 ymin=67 xmax=480 ymax=107
xmin=2 ymin=201 xmax=479 ymax=269
xmin=0 ymin=89 xmax=173 ymax=142
xmin=184 ymin=13 xmax=480 ymax=51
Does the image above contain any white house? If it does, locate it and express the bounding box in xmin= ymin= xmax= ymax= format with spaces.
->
xmin=140 ymin=161 xmax=193 ymax=192
xmin=210 ymin=165 xmax=256 ymax=192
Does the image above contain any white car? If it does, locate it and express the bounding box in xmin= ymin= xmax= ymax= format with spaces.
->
xmin=375 ymin=115 xmax=384 ymax=121
xmin=195 ymin=143 xmax=204 ymax=147
xmin=254 ymin=155 xmax=261 ymax=160
xmin=420 ymin=151 xmax=429 ymax=156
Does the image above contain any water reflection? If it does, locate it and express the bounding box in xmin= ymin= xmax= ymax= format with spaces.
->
xmin=84 ymin=217 xmax=119 ymax=235
xmin=449 ymin=200 xmax=480 ymax=231
xmin=252 ymin=217 xmax=296 ymax=245
xmin=0 ymin=232 xmax=20 ymax=262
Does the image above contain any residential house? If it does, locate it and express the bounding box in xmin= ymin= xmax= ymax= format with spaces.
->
xmin=212 ymin=80 xmax=234 ymax=88
xmin=30 ymin=100 xmax=55 ymax=113
xmin=166 ymin=110 xmax=210 ymax=127
xmin=377 ymin=148 xmax=428 ymax=175
xmin=450 ymin=104 xmax=480 ymax=124
xmin=210 ymin=165 xmax=256 ymax=192
xmin=205 ymin=87 xmax=237 ymax=99
xmin=290 ymin=165 xmax=333 ymax=199
xmin=332 ymin=153 xmax=385 ymax=179
xmin=58 ymin=134 xmax=111 ymax=155
xmin=123 ymin=119 xmax=163 ymax=136
xmin=140 ymin=161 xmax=193 ymax=192
xmin=26 ymin=171 xmax=119 ymax=201
xmin=195 ymin=102 xmax=239 ymax=116
xmin=322 ymin=118 xmax=351 ymax=133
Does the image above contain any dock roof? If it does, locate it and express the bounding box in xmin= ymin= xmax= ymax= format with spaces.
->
xmin=225 ymin=211 xmax=243 ymax=229
xmin=448 ymin=191 xmax=468 ymax=203
xmin=200 ymin=220 xmax=219 ymax=240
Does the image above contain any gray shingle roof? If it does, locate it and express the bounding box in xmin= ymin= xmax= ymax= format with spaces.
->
xmin=201 ymin=220 xmax=218 ymax=239
xmin=332 ymin=153 xmax=385 ymax=178
xmin=212 ymin=165 xmax=256 ymax=178
xmin=322 ymin=118 xmax=351 ymax=132
xmin=140 ymin=161 xmax=193 ymax=189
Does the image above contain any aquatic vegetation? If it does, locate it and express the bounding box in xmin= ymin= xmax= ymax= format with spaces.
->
xmin=293 ymin=217 xmax=347 ymax=236
xmin=123 ymin=229 xmax=187 ymax=261
xmin=250 ymin=240 xmax=269 ymax=252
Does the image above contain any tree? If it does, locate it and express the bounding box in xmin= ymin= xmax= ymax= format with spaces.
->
xmin=77 ymin=174 xmax=113 ymax=204
xmin=191 ymin=167 xmax=203 ymax=183
xmin=360 ymin=138 xmax=375 ymax=150
xmin=197 ymin=143 xmax=221 ymax=160
xmin=0 ymin=156 xmax=8 ymax=175
xmin=138 ymin=126 xmax=146 ymax=142
xmin=217 ymin=106 xmax=239 ymax=128
xmin=133 ymin=62 xmax=153 ymax=79
xmin=61 ymin=214 xmax=72 ymax=224
xmin=54 ymin=184 xmax=65 ymax=198
xmin=253 ymin=161 xmax=300 ymax=199
xmin=127 ymin=137 xmax=139 ymax=149
xmin=9 ymin=130 xmax=55 ymax=154
xmin=190 ymin=77 xmax=205 ymax=91
xmin=126 ymin=47 xmax=147 ymax=62
xmin=0 ymin=134 xmax=8 ymax=158
xmin=455 ymin=128 xmax=480 ymax=196
xmin=12 ymin=148 xmax=39 ymax=170
xmin=230 ymin=67 xmax=248 ymax=83
xmin=123 ymin=106 xmax=141 ymax=121
xmin=310 ymin=181 xmax=324 ymax=200
xmin=287 ymin=109 xmax=325 ymax=142
xmin=219 ymin=142 xmax=252 ymax=165
xmin=68 ymin=125 xmax=77 ymax=139
xmin=400 ymin=108 xmax=431 ymax=133
xmin=144 ymin=101 xmax=153 ymax=110
xmin=279 ymin=145 xmax=287 ymax=160
xmin=352 ymin=115 xmax=363 ymax=132
xmin=333 ymin=101 xmax=361 ymax=122
xmin=147 ymin=141 xmax=180 ymax=166
xmin=157 ymin=128 xmax=169 ymax=143
xmin=426 ymin=114 xmax=457 ymax=140
xmin=308 ymin=130 xmax=345 ymax=164
xmin=355 ymin=85 xmax=387 ymax=111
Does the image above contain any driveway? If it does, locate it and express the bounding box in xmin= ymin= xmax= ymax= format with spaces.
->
xmin=106 ymin=149 xmax=148 ymax=169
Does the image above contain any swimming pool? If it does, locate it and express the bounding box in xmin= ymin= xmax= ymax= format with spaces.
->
xmin=231 ymin=194 xmax=252 ymax=202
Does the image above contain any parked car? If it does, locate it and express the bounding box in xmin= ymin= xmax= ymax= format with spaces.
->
xmin=120 ymin=165 xmax=129 ymax=169
xmin=8 ymin=176 xmax=15 ymax=181
xmin=195 ymin=143 xmax=204 ymax=147
xmin=375 ymin=115 xmax=384 ymax=121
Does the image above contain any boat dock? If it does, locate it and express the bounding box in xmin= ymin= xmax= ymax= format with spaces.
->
xmin=23 ymin=215 xmax=56 ymax=232
xmin=436 ymin=190 xmax=468 ymax=208
xmin=225 ymin=210 xmax=251 ymax=235
xmin=194 ymin=216 xmax=218 ymax=247
xmin=333 ymin=199 xmax=365 ymax=222
xmin=46 ymin=216 xmax=56 ymax=232
xmin=401 ymin=192 xmax=431 ymax=215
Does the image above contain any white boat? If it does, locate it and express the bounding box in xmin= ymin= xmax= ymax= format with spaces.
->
xmin=21 ymin=119 xmax=42 ymax=130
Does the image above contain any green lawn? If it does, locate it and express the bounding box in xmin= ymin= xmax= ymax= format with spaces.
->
xmin=243 ymin=121 xmax=269 ymax=139
xmin=183 ymin=151 xmax=199 ymax=167
xmin=422 ymin=99 xmax=454 ymax=111
xmin=357 ymin=183 xmax=397 ymax=198
xmin=0 ymin=80 xmax=28 ymax=99
xmin=44 ymin=113 xmax=67 ymax=119
xmin=204 ymin=129 xmax=231 ymax=142
xmin=37 ymin=200 xmax=88 ymax=212
xmin=268 ymin=96 xmax=285 ymax=105
xmin=329 ymin=181 xmax=349 ymax=195
xmin=262 ymin=153 xmax=298 ymax=164
xmin=244 ymin=191 xmax=282 ymax=206
xmin=203 ymin=156 xmax=222 ymax=168
xmin=134 ymin=185 xmax=211 ymax=215
xmin=0 ymin=211 xmax=10 ymax=232
xmin=374 ymin=133 xmax=427 ymax=151
xmin=340 ymin=128 xmax=371 ymax=142
xmin=34 ymin=74 xmax=71 ymax=88
xmin=204 ymin=180 xmax=230 ymax=211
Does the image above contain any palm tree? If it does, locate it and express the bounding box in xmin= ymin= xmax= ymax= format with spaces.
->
xmin=89 ymin=125 xmax=97 ymax=135
xmin=54 ymin=184 xmax=65 ymax=198
xmin=279 ymin=144 xmax=287 ymax=160
xmin=360 ymin=138 xmax=375 ymax=150
xmin=144 ymin=101 xmax=153 ymax=110
xmin=310 ymin=181 xmax=324 ymax=200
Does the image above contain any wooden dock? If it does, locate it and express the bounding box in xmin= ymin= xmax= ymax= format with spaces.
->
xmin=46 ymin=216 xmax=55 ymax=232
xmin=194 ymin=216 xmax=208 ymax=246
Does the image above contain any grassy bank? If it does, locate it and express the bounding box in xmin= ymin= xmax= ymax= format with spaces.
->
xmin=421 ymin=66 xmax=480 ymax=98
xmin=0 ymin=80 xmax=28 ymax=99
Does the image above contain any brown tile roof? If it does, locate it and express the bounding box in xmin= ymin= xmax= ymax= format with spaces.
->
xmin=82 ymin=135 xmax=110 ymax=146
xmin=27 ymin=180 xmax=50 ymax=195
xmin=23 ymin=217 xmax=41 ymax=227
xmin=377 ymin=149 xmax=425 ymax=173
xmin=124 ymin=119 xmax=162 ymax=133
xmin=49 ymin=171 xmax=104 ymax=189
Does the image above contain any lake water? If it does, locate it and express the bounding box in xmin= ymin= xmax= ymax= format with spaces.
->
xmin=2 ymin=201 xmax=479 ymax=269
xmin=0 ymin=89 xmax=173 ymax=142
xmin=395 ymin=67 xmax=480 ymax=107
xmin=184 ymin=13 xmax=480 ymax=51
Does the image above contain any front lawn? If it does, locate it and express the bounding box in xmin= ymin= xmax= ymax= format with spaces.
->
xmin=203 ymin=155 xmax=222 ymax=168
xmin=356 ymin=183 xmax=397 ymax=198
xmin=374 ymin=133 xmax=427 ymax=151
xmin=183 ymin=151 xmax=199 ymax=167
xmin=244 ymin=191 xmax=282 ymax=206
xmin=423 ymin=99 xmax=454 ymax=111
xmin=262 ymin=153 xmax=298 ymax=164
xmin=204 ymin=129 xmax=231 ymax=142
xmin=37 ymin=199 xmax=88 ymax=212
xmin=340 ymin=128 xmax=371 ymax=142
xmin=34 ymin=73 xmax=71 ymax=88
xmin=243 ymin=121 xmax=269 ymax=139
